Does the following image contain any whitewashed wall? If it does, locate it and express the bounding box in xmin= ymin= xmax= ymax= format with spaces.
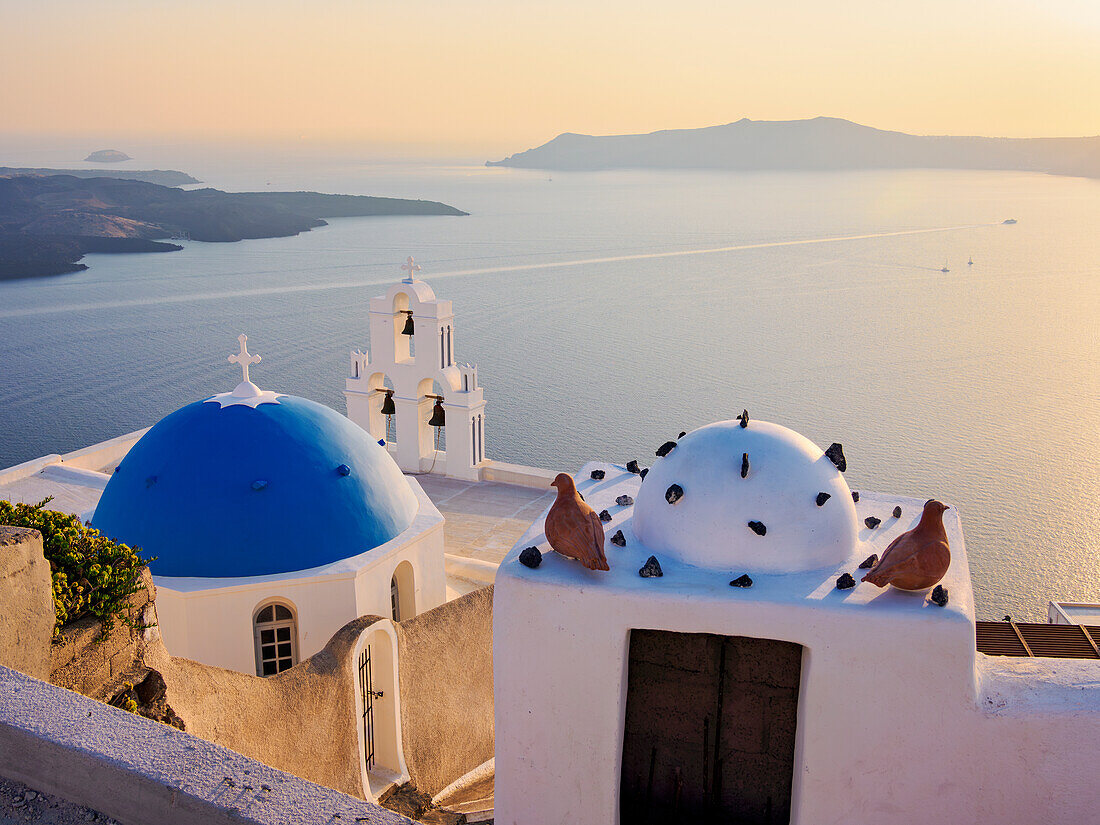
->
xmin=493 ymin=466 xmax=1100 ymax=825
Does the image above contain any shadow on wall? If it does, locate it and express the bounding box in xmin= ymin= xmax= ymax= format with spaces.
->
xmin=394 ymin=585 xmax=495 ymax=797
xmin=153 ymin=586 xmax=496 ymax=800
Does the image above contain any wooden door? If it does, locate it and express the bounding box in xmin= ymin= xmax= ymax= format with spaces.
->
xmin=620 ymin=630 xmax=802 ymax=824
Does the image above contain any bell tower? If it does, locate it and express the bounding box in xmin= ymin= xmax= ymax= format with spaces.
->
xmin=345 ymin=257 xmax=487 ymax=481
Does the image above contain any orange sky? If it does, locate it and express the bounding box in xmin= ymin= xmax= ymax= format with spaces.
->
xmin=2 ymin=0 xmax=1099 ymax=156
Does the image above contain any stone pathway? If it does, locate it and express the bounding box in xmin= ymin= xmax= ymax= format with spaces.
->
xmin=0 ymin=778 xmax=116 ymax=825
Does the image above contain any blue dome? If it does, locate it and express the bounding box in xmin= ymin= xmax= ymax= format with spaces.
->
xmin=92 ymin=395 xmax=418 ymax=578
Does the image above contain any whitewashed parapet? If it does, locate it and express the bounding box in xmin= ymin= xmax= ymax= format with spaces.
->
xmin=0 ymin=666 xmax=411 ymax=825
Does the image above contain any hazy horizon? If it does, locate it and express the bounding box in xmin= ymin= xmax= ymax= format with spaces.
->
xmin=3 ymin=0 xmax=1100 ymax=158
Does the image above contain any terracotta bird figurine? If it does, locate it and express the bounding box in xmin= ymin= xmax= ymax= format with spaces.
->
xmin=545 ymin=472 xmax=610 ymax=571
xmin=862 ymin=499 xmax=951 ymax=591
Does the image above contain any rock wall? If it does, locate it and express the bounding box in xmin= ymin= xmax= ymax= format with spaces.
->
xmin=0 ymin=527 xmax=53 ymax=681
xmin=395 ymin=585 xmax=494 ymax=796
xmin=50 ymin=568 xmax=159 ymax=700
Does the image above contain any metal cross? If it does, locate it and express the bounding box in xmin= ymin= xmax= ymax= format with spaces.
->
xmin=228 ymin=334 xmax=261 ymax=384
xmin=401 ymin=256 xmax=421 ymax=281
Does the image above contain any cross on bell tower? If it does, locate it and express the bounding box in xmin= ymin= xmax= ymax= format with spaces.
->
xmin=401 ymin=256 xmax=422 ymax=283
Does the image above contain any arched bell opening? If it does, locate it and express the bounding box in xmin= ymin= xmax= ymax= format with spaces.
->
xmin=415 ymin=377 xmax=448 ymax=459
xmin=391 ymin=292 xmax=414 ymax=364
xmin=366 ymin=373 xmax=397 ymax=446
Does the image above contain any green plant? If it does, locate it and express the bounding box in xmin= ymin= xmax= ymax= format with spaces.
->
xmin=0 ymin=497 xmax=153 ymax=636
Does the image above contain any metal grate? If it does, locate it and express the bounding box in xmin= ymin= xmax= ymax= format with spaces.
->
xmin=358 ymin=646 xmax=376 ymax=770
xmin=976 ymin=621 xmax=1100 ymax=659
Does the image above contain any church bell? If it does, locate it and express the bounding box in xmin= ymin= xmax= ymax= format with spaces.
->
xmin=428 ymin=398 xmax=446 ymax=428
xmin=400 ymin=311 xmax=415 ymax=335
xmin=380 ymin=390 xmax=396 ymax=416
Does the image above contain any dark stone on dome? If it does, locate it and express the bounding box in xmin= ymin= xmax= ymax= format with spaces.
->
xmin=825 ymin=442 xmax=847 ymax=472
xmin=598 ymin=509 xmax=612 ymax=522
xmin=738 ymin=409 xmax=749 ymax=428
xmin=741 ymin=453 xmax=750 ymax=478
xmin=519 ymin=546 xmax=542 ymax=569
xmin=892 ymin=506 xmax=902 ymax=518
xmin=590 ymin=469 xmax=605 ymax=480
xmin=251 ymin=479 xmax=268 ymax=491
xmin=678 ymin=431 xmax=687 ymax=439
xmin=858 ymin=553 xmax=878 ymax=569
xmin=626 ymin=460 xmax=641 ymax=474
xmin=337 ymin=463 xmax=351 ymax=476
xmin=931 ymin=584 xmax=949 ymax=607
xmin=836 ymin=572 xmax=856 ymax=590
xmin=816 ymin=492 xmax=831 ymax=506
xmin=611 ymin=530 xmax=627 ymax=547
xmin=145 ymin=476 xmax=157 ymax=488
xmin=616 ymin=494 xmax=634 ymax=507
xmin=113 ymin=466 xmax=120 ymax=473
xmin=748 ymin=520 xmax=767 ymax=536
xmin=851 ymin=491 xmax=860 ymax=503
xmin=639 ymin=468 xmax=649 ymax=479
xmin=729 ymin=574 xmax=753 ymax=588
xmin=656 ymin=441 xmax=676 ymax=458
xmin=864 ymin=516 xmax=881 ymax=529
xmin=665 ymin=484 xmax=684 ymax=504
xmin=639 ymin=555 xmax=663 ymax=577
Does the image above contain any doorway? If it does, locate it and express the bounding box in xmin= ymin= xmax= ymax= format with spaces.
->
xmin=620 ymin=630 xmax=802 ymax=824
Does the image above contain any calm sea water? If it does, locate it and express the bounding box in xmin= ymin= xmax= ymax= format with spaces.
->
xmin=1 ymin=156 xmax=1097 ymax=620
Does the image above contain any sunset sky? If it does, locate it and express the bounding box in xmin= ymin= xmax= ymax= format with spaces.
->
xmin=3 ymin=0 xmax=1099 ymax=156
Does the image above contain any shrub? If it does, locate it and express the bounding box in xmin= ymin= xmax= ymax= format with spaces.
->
xmin=0 ymin=497 xmax=152 ymax=635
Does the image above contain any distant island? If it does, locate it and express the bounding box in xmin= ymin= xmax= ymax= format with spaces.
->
xmin=84 ymin=150 xmax=132 ymax=163
xmin=0 ymin=167 xmax=200 ymax=186
xmin=487 ymin=117 xmax=1100 ymax=177
xmin=0 ymin=174 xmax=467 ymax=279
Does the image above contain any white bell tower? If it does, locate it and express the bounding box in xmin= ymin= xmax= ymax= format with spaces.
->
xmin=345 ymin=257 xmax=487 ymax=481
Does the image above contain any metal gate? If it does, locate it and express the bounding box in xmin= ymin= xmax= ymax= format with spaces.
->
xmin=358 ymin=645 xmax=383 ymax=771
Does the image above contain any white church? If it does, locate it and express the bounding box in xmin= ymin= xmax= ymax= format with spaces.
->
xmin=0 ymin=257 xmax=1097 ymax=825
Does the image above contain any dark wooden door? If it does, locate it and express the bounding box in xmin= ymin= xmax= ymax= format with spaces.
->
xmin=620 ymin=630 xmax=802 ymax=825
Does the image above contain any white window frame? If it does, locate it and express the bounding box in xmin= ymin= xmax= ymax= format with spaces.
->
xmin=253 ymin=600 xmax=299 ymax=677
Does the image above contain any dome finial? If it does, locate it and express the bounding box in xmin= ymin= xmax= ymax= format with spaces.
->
xmin=206 ymin=333 xmax=283 ymax=408
xmin=228 ymin=332 xmax=260 ymax=387
xmin=229 ymin=334 xmax=262 ymax=396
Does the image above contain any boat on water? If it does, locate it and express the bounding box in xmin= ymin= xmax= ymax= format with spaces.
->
xmin=941 ymin=261 xmax=950 ymax=273
xmin=968 ymin=255 xmax=973 ymax=266
xmin=1003 ymin=218 xmax=1018 ymax=224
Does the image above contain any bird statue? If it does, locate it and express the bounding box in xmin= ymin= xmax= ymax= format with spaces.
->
xmin=862 ymin=499 xmax=951 ymax=591
xmin=545 ymin=472 xmax=609 ymax=571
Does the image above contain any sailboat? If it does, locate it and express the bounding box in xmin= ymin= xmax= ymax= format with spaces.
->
xmin=968 ymin=255 xmax=973 ymax=266
xmin=941 ymin=261 xmax=950 ymax=273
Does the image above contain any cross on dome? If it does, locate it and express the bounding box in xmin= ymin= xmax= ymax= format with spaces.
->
xmin=401 ymin=256 xmax=422 ymax=283
xmin=205 ymin=333 xmax=284 ymax=409
xmin=229 ymin=334 xmax=261 ymax=386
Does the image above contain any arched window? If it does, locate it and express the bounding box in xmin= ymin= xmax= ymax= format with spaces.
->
xmin=254 ymin=602 xmax=298 ymax=676
xmin=390 ymin=575 xmax=401 ymax=622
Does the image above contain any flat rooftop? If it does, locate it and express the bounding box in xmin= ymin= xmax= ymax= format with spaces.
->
xmin=410 ymin=473 xmax=553 ymax=566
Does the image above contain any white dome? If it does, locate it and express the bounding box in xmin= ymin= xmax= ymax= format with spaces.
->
xmin=632 ymin=419 xmax=858 ymax=573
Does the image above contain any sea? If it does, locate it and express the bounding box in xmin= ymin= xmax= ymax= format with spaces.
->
xmin=1 ymin=149 xmax=1098 ymax=620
